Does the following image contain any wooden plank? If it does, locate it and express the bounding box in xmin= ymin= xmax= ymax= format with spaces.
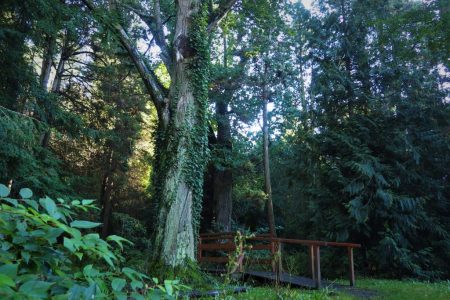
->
xmin=348 ymin=247 xmax=355 ymax=286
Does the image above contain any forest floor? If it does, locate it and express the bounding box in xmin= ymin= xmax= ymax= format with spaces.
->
xmin=198 ymin=278 xmax=450 ymax=299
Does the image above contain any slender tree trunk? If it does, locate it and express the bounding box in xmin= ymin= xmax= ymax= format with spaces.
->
xmin=100 ymin=150 xmax=117 ymax=238
xmin=262 ymin=85 xmax=276 ymax=236
xmin=40 ymin=36 xmax=55 ymax=91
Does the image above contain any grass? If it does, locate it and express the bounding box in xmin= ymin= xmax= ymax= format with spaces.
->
xmin=198 ymin=278 xmax=450 ymax=299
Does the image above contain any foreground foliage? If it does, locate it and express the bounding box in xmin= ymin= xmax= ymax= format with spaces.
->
xmin=0 ymin=185 xmax=188 ymax=299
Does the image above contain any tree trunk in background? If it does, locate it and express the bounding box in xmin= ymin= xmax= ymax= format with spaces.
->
xmin=40 ymin=36 xmax=55 ymax=91
xmin=263 ymin=93 xmax=276 ymax=236
xmin=212 ymin=33 xmax=233 ymax=231
xmin=213 ymin=97 xmax=233 ymax=231
xmin=100 ymin=150 xmax=116 ymax=238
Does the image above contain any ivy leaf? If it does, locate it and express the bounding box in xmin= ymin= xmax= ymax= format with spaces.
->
xmin=18 ymin=280 xmax=53 ymax=298
xmin=70 ymin=220 xmax=101 ymax=229
xmin=111 ymin=278 xmax=126 ymax=292
xmin=19 ymin=188 xmax=33 ymax=199
xmin=0 ymin=184 xmax=10 ymax=197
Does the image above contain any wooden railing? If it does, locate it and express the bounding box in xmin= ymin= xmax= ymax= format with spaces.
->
xmin=198 ymin=232 xmax=361 ymax=289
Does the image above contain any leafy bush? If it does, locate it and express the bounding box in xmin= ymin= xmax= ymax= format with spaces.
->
xmin=0 ymin=184 xmax=189 ymax=299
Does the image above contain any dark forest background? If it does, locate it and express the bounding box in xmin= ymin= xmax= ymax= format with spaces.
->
xmin=1 ymin=0 xmax=449 ymax=281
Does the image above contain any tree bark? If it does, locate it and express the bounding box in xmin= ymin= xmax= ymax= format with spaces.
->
xmin=151 ymin=0 xmax=210 ymax=266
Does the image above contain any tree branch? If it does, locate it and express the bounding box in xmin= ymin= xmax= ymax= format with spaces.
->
xmin=80 ymin=0 xmax=167 ymax=113
xmin=124 ymin=2 xmax=173 ymax=75
xmin=207 ymin=0 xmax=238 ymax=33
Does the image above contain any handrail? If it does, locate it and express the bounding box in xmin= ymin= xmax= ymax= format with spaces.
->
xmin=250 ymin=237 xmax=361 ymax=248
xmin=198 ymin=232 xmax=360 ymax=289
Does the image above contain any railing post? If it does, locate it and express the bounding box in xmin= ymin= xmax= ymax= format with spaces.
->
xmin=314 ymin=245 xmax=321 ymax=289
xmin=271 ymin=240 xmax=276 ymax=273
xmin=348 ymin=247 xmax=355 ymax=286
xmin=309 ymin=245 xmax=315 ymax=281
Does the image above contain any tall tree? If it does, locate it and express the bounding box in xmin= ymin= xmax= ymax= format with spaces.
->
xmin=80 ymin=0 xmax=238 ymax=266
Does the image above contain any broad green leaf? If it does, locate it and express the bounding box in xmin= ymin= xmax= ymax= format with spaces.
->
xmin=0 ymin=184 xmax=10 ymax=197
xmin=0 ymin=274 xmax=15 ymax=287
xmin=114 ymin=292 xmax=128 ymax=300
xmin=23 ymin=199 xmax=39 ymax=211
xmin=18 ymin=280 xmax=53 ymax=298
xmin=130 ymin=292 xmax=145 ymax=300
xmin=67 ymin=284 xmax=84 ymax=300
xmin=83 ymin=265 xmax=99 ymax=278
xmin=83 ymin=283 xmax=97 ymax=299
xmin=81 ymin=199 xmax=95 ymax=205
xmin=39 ymin=197 xmax=62 ymax=220
xmin=130 ymin=280 xmax=143 ymax=291
xmin=111 ymin=278 xmax=126 ymax=292
xmin=63 ymin=237 xmax=76 ymax=253
xmin=71 ymin=200 xmax=80 ymax=205
xmin=2 ymin=198 xmax=18 ymax=206
xmin=164 ymin=280 xmax=174 ymax=296
xmin=106 ymin=235 xmax=133 ymax=250
xmin=21 ymin=251 xmax=30 ymax=264
xmin=19 ymin=188 xmax=33 ymax=199
xmin=0 ymin=264 xmax=18 ymax=279
xmin=70 ymin=220 xmax=101 ymax=229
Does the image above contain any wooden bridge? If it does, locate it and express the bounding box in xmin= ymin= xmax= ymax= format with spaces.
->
xmin=198 ymin=232 xmax=361 ymax=289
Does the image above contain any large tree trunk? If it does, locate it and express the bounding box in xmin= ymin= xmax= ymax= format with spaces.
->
xmin=151 ymin=0 xmax=209 ymax=266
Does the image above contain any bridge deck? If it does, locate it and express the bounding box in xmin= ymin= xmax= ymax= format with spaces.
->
xmin=203 ymin=268 xmax=378 ymax=298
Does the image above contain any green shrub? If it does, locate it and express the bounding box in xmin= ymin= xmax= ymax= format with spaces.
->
xmin=0 ymin=184 xmax=189 ymax=299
